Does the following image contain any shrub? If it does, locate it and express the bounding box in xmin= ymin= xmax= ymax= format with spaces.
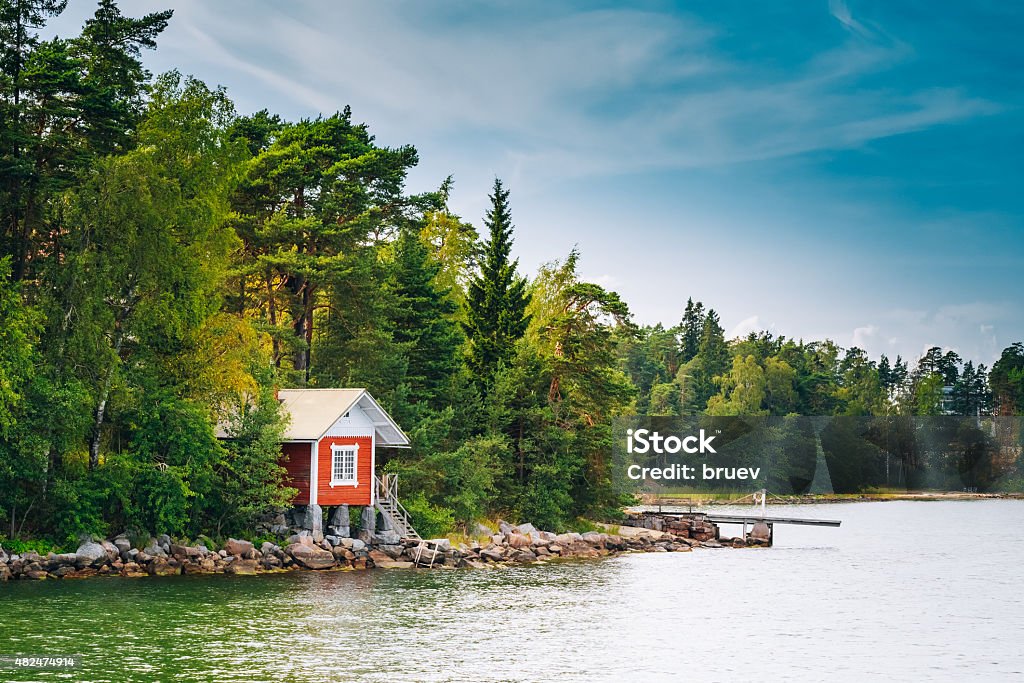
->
xmin=402 ymin=493 xmax=455 ymax=539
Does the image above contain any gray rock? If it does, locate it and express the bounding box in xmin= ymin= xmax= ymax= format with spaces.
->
xmin=144 ymin=544 xmax=167 ymax=558
xmin=360 ymin=505 xmax=376 ymax=534
xmin=75 ymin=541 xmax=107 ymax=566
xmin=480 ymin=546 xmax=504 ymax=562
xmin=113 ymin=537 xmax=132 ymax=555
xmin=473 ymin=523 xmax=495 ymax=537
xmin=351 ymin=539 xmax=366 ymax=552
xmin=225 ymin=559 xmax=259 ymax=575
xmin=156 ymin=534 xmax=171 ymax=552
xmin=379 ymin=544 xmax=404 ymax=559
xmin=329 ymin=504 xmax=349 ymax=527
xmin=260 ymin=541 xmax=278 ymax=556
xmin=372 ymin=531 xmax=401 ymax=546
xmin=286 ymin=543 xmax=337 ymax=570
xmin=303 ymin=504 xmax=323 ymax=534
xmin=100 ymin=540 xmax=120 ymax=562
xmin=224 ymin=538 xmax=255 ymax=558
xmin=497 ymin=520 xmax=514 ymax=535
xmin=270 ymin=524 xmax=290 ymax=536
xmin=511 ymin=549 xmax=538 ymax=563
xmin=554 ymin=532 xmax=582 ymax=546
xmin=54 ymin=552 xmax=79 ymax=565
xmin=506 ymin=533 xmax=532 ymax=549
xmin=515 ymin=523 xmax=537 ymax=535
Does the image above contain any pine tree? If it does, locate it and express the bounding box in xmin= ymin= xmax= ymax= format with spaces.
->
xmin=463 ymin=178 xmax=530 ymax=388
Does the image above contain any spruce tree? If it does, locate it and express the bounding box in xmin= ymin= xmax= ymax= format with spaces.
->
xmin=679 ymin=297 xmax=705 ymax=362
xmin=463 ymin=178 xmax=530 ymax=388
xmin=390 ymin=226 xmax=462 ymax=407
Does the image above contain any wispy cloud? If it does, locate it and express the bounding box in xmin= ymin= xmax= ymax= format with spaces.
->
xmin=146 ymin=0 xmax=1000 ymax=187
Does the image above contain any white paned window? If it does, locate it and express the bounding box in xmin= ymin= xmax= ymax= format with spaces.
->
xmin=330 ymin=444 xmax=358 ymax=486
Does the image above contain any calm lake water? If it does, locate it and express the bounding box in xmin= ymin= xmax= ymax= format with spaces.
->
xmin=2 ymin=500 xmax=1022 ymax=682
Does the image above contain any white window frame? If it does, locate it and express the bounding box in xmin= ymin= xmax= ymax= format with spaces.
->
xmin=329 ymin=443 xmax=359 ymax=487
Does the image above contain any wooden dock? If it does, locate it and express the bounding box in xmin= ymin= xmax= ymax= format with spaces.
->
xmin=697 ymin=513 xmax=840 ymax=527
xmin=621 ymin=503 xmax=840 ymax=546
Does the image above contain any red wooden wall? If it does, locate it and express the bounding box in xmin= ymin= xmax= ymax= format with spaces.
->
xmin=316 ymin=436 xmax=373 ymax=506
xmin=280 ymin=442 xmax=311 ymax=505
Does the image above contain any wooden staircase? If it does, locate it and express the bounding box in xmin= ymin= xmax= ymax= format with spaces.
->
xmin=374 ymin=474 xmax=421 ymax=541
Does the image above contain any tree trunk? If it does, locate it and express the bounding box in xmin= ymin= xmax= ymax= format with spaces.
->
xmin=267 ymin=271 xmax=280 ymax=365
xmin=287 ymin=274 xmax=308 ymax=379
xmin=89 ymin=288 xmax=134 ymax=469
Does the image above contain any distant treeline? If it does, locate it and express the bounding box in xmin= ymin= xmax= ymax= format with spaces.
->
xmin=1 ymin=2 xmax=1022 ymax=544
xmin=623 ymin=301 xmax=1024 ymax=419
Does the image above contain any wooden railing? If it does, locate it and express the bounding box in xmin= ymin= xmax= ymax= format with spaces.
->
xmin=374 ymin=474 xmax=420 ymax=540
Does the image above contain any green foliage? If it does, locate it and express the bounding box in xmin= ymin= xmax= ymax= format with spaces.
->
xmin=205 ymin=382 xmax=294 ymax=536
xmin=464 ymin=178 xmax=531 ymax=389
xmin=0 ymin=535 xmax=63 ymax=555
xmin=1 ymin=3 xmax=1022 ymax=548
xmin=990 ymin=343 xmax=1024 ymax=415
xmin=402 ymin=493 xmax=455 ymax=539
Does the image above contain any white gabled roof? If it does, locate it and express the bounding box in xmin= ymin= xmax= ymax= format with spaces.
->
xmin=278 ymin=388 xmax=410 ymax=447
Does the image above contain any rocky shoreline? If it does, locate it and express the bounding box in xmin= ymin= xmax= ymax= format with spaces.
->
xmin=0 ymin=516 xmax=769 ymax=581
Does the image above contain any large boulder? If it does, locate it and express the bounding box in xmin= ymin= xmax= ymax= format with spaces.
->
xmin=170 ymin=544 xmax=200 ymax=559
xmin=148 ymin=558 xmax=180 ymax=576
xmin=479 ymin=546 xmax=505 ymax=562
xmin=554 ymin=532 xmax=582 ymax=546
xmin=52 ymin=553 xmax=79 ymax=567
xmin=750 ymin=521 xmax=771 ymax=541
xmin=113 ymin=536 xmax=132 ymax=558
xmin=379 ymin=544 xmax=405 ymax=560
xmin=99 ymin=540 xmax=120 ymax=562
xmin=75 ymin=541 xmax=107 ymax=567
xmin=143 ymin=543 xmax=167 ymax=558
xmin=286 ymin=543 xmax=336 ymax=570
xmin=473 ymin=522 xmax=495 ymax=537
xmin=515 ymin=523 xmax=537 ymax=535
xmin=329 ymin=504 xmax=350 ymax=528
xmin=510 ymin=549 xmax=538 ymax=563
xmin=224 ymin=538 xmax=255 ymax=558
xmin=374 ymin=559 xmax=414 ymax=569
xmin=225 ymin=559 xmax=259 ymax=575
xmin=506 ymin=533 xmax=532 ymax=549
xmin=367 ymin=549 xmax=392 ymax=566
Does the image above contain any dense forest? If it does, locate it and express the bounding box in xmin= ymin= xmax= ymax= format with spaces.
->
xmin=2 ymin=3 xmax=1023 ymax=544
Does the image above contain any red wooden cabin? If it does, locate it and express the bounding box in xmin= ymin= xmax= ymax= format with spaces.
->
xmin=276 ymin=389 xmax=410 ymax=507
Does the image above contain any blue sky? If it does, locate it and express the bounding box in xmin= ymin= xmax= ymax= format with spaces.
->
xmin=51 ymin=1 xmax=1024 ymax=365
